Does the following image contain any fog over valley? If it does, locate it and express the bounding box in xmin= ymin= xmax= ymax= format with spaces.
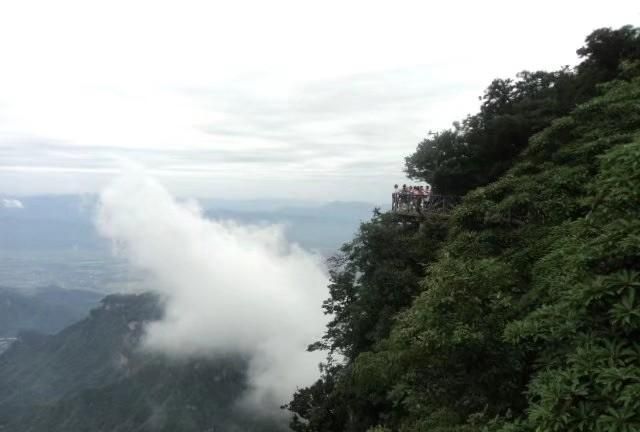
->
xmin=96 ymin=168 xmax=331 ymax=411
xmin=0 ymin=193 xmax=374 ymax=292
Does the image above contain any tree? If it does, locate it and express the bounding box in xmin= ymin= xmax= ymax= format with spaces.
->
xmin=404 ymin=26 xmax=640 ymax=196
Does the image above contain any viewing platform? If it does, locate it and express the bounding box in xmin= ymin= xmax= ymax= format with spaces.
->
xmin=391 ymin=193 xmax=460 ymax=217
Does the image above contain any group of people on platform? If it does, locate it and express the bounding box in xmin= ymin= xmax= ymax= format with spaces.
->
xmin=392 ymin=183 xmax=432 ymax=211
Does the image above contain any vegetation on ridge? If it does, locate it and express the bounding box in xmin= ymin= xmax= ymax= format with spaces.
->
xmin=287 ymin=25 xmax=640 ymax=432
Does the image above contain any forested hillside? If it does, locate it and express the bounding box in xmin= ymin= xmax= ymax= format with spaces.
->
xmin=287 ymin=26 xmax=640 ymax=432
xmin=0 ymin=293 xmax=287 ymax=432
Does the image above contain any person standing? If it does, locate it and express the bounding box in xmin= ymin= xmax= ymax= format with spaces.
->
xmin=415 ymin=185 xmax=425 ymax=212
xmin=400 ymin=184 xmax=409 ymax=210
xmin=392 ymin=184 xmax=399 ymax=210
xmin=424 ymin=183 xmax=432 ymax=202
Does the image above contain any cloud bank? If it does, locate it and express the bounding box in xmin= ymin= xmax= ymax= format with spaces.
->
xmin=1 ymin=198 xmax=24 ymax=208
xmin=95 ymin=169 xmax=329 ymax=412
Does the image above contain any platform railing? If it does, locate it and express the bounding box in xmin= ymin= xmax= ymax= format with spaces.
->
xmin=391 ymin=193 xmax=459 ymax=215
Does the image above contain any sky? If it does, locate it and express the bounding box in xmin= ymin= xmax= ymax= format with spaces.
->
xmin=0 ymin=0 xmax=638 ymax=203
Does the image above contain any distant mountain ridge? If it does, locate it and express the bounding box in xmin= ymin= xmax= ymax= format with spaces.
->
xmin=0 ymin=292 xmax=287 ymax=432
xmin=204 ymin=200 xmax=375 ymax=254
xmin=0 ymin=195 xmax=374 ymax=254
xmin=0 ymin=285 xmax=102 ymax=337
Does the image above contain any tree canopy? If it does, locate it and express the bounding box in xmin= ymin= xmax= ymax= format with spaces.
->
xmin=405 ymin=25 xmax=640 ymax=196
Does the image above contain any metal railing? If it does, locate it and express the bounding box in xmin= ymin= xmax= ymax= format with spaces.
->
xmin=391 ymin=193 xmax=459 ymax=215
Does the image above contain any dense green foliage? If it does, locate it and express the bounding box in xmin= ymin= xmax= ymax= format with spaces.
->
xmin=405 ymin=26 xmax=640 ymax=196
xmin=288 ymin=26 xmax=640 ymax=432
xmin=0 ymin=294 xmax=287 ymax=432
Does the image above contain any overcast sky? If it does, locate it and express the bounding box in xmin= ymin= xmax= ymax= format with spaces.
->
xmin=0 ymin=0 xmax=637 ymax=203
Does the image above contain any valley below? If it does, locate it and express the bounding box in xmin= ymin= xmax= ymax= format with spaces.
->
xmin=0 ymin=339 xmax=15 ymax=356
xmin=0 ymin=292 xmax=289 ymax=432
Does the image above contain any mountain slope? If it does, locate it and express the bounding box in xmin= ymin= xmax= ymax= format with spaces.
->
xmin=0 ymin=293 xmax=286 ymax=432
xmin=287 ymin=27 xmax=640 ymax=432
xmin=0 ymin=293 xmax=161 ymax=407
xmin=355 ymin=70 xmax=640 ymax=432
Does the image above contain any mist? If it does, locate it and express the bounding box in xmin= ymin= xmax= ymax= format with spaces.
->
xmin=95 ymin=170 xmax=329 ymax=413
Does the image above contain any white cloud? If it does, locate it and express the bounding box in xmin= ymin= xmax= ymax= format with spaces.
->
xmin=95 ymin=167 xmax=329 ymax=412
xmin=1 ymin=198 xmax=24 ymax=208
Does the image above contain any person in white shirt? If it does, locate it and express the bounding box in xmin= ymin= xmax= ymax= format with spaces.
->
xmin=424 ymin=183 xmax=432 ymax=201
xmin=392 ymin=184 xmax=399 ymax=210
